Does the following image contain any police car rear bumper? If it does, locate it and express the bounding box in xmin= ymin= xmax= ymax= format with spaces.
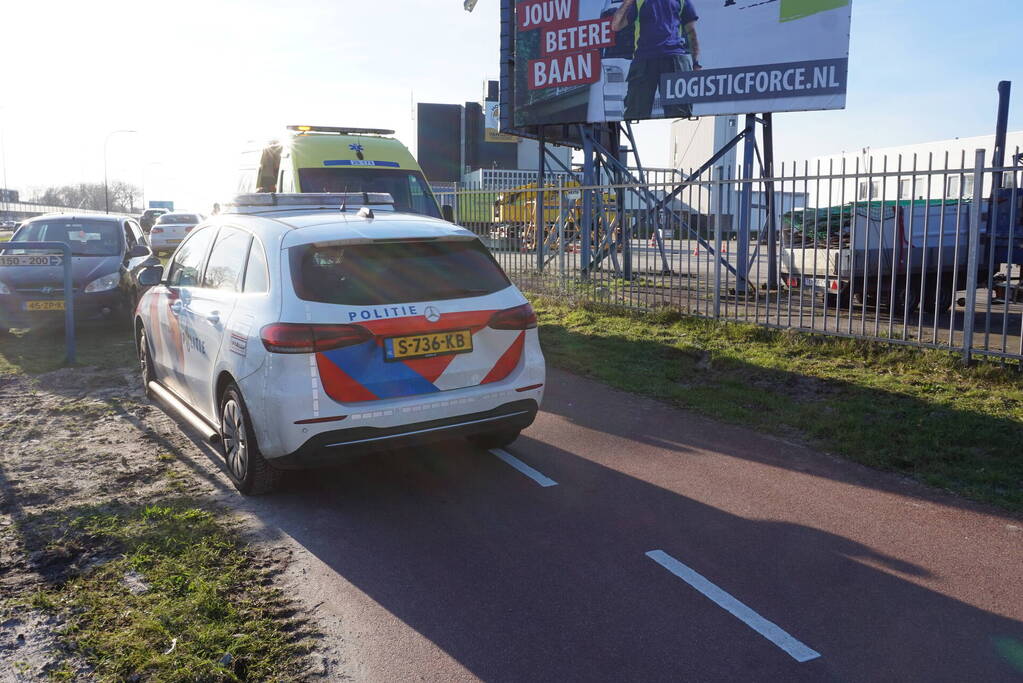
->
xmin=270 ymin=398 xmax=539 ymax=469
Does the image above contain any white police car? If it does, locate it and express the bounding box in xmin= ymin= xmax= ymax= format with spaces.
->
xmin=134 ymin=194 xmax=545 ymax=494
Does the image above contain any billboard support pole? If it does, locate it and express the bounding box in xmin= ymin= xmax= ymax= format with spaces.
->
xmin=734 ymin=113 xmax=757 ymax=294
xmin=763 ymin=112 xmax=779 ymax=289
xmin=580 ymin=125 xmax=595 ymax=278
xmin=983 ymin=81 xmax=1011 ymax=341
xmin=615 ymin=125 xmax=632 ymax=281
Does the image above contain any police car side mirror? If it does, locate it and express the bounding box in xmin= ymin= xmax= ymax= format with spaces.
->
xmin=138 ymin=265 xmax=164 ymax=287
xmin=442 ymin=205 xmax=455 ymax=223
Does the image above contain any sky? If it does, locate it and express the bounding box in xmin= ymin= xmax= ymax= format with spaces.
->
xmin=1 ymin=0 xmax=1020 ymax=211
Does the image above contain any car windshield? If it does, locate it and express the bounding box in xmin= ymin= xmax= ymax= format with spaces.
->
xmin=290 ymin=239 xmax=510 ymax=305
xmin=9 ymin=219 xmax=122 ymax=256
xmin=297 ymin=168 xmax=442 ymax=219
xmin=157 ymin=214 xmax=200 ymax=224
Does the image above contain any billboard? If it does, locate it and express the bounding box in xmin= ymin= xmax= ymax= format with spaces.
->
xmin=484 ymin=102 xmax=520 ymax=143
xmin=510 ymin=0 xmax=852 ymax=128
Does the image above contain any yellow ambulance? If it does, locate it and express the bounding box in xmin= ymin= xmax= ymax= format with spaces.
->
xmin=238 ymin=125 xmax=448 ymax=219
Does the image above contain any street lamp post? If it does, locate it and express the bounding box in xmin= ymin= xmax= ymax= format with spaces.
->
xmin=104 ymin=129 xmax=137 ymax=213
xmin=0 ymin=107 xmax=9 ymax=221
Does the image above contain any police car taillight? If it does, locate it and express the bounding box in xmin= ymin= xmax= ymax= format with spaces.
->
xmin=260 ymin=323 xmax=372 ymax=353
xmin=487 ymin=303 xmax=537 ymax=330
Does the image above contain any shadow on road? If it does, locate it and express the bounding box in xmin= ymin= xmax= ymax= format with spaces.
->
xmin=236 ymin=436 xmax=1023 ymax=681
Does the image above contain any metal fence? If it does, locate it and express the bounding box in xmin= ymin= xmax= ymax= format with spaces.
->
xmin=448 ymin=149 xmax=1023 ymax=363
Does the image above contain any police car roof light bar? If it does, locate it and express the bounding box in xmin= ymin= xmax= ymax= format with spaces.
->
xmin=225 ymin=193 xmax=396 ymax=214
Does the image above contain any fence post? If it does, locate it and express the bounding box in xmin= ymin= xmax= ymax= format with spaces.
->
xmin=536 ymin=125 xmax=546 ymax=273
xmin=557 ymin=177 xmax=565 ymax=279
xmin=713 ymin=165 xmax=724 ymax=319
xmin=962 ymin=149 xmax=985 ymax=364
xmin=452 ymin=182 xmax=460 ymax=225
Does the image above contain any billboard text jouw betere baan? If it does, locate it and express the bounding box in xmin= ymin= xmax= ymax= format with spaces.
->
xmin=511 ymin=0 xmax=852 ymax=128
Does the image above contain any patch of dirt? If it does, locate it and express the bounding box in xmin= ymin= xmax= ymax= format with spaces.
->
xmin=0 ymin=607 xmax=91 ymax=681
xmin=0 ymin=365 xmax=331 ymax=679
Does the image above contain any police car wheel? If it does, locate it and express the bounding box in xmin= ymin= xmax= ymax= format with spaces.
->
xmin=137 ymin=327 xmax=156 ymax=397
xmin=220 ymin=384 xmax=281 ymax=495
xmin=468 ymin=428 xmax=521 ymax=450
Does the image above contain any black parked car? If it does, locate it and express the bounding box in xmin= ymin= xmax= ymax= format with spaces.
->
xmin=0 ymin=214 xmax=159 ymax=330
xmin=139 ymin=208 xmax=170 ymax=232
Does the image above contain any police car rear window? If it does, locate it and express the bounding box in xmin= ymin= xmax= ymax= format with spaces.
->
xmin=290 ymin=240 xmax=510 ymax=305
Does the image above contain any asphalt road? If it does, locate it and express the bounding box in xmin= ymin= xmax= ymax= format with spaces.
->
xmin=227 ymin=369 xmax=1023 ymax=681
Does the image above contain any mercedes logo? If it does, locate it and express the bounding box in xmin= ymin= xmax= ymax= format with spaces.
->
xmin=423 ymin=306 xmax=441 ymax=323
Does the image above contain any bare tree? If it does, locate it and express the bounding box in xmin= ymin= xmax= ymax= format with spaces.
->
xmin=110 ymin=181 xmax=141 ymax=213
xmin=31 ymin=182 xmax=141 ymax=213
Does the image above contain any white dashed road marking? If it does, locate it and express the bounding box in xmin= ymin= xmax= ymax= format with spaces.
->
xmin=490 ymin=448 xmax=558 ymax=488
xmin=646 ymin=550 xmax=822 ymax=663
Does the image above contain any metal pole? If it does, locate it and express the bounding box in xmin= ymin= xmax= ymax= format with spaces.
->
xmin=614 ymin=125 xmax=632 ymax=281
xmin=963 ymin=149 xmax=986 ymax=364
xmin=991 ymin=81 xmax=1011 ymax=194
xmin=983 ymin=81 xmax=1011 ymax=343
xmin=558 ymin=177 xmax=565 ymax=278
xmin=2 ymin=242 xmax=76 ymax=362
xmin=763 ymin=112 xmax=779 ymax=289
xmin=537 ymin=125 xmax=545 ymax=272
xmin=453 ymin=181 xmax=460 ymax=225
xmin=104 ymin=129 xmax=137 ymax=214
xmin=62 ymin=243 xmax=75 ymax=363
xmin=104 ymin=135 xmax=111 ymax=214
xmin=714 ymin=165 xmax=724 ymax=318
xmin=735 ymin=114 xmax=756 ymax=293
xmin=580 ymin=125 xmax=594 ymax=278
xmin=0 ymin=108 xmax=8 ymax=222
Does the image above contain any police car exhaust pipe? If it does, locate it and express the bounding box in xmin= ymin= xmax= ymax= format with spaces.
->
xmin=148 ymin=381 xmax=221 ymax=444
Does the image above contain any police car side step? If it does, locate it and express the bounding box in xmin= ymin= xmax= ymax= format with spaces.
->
xmin=148 ymin=381 xmax=221 ymax=445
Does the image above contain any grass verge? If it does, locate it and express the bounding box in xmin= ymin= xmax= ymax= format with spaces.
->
xmin=531 ymin=297 xmax=1023 ymax=513
xmin=25 ymin=501 xmax=308 ymax=681
xmin=0 ymin=321 xmax=135 ymax=374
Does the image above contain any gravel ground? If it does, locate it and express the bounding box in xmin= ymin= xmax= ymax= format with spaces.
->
xmin=0 ymin=366 xmax=340 ymax=680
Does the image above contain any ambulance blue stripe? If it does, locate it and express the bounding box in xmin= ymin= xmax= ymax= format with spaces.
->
xmin=321 ymin=341 xmax=439 ymax=399
xmin=323 ymin=160 xmax=401 ymax=167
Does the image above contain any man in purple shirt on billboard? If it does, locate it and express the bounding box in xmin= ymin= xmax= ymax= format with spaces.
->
xmin=612 ymin=0 xmax=701 ymax=120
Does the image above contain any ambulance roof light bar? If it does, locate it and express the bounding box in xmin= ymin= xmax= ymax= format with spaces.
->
xmin=287 ymin=125 xmax=396 ymax=135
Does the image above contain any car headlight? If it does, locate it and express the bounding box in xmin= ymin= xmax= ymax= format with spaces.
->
xmin=0 ymin=281 xmax=10 ymax=295
xmin=84 ymin=273 xmax=120 ymax=293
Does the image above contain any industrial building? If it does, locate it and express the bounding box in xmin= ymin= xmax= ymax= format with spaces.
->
xmin=416 ymin=81 xmax=572 ymax=186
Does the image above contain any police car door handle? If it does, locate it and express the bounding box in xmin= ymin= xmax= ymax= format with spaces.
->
xmin=205 ymin=311 xmax=221 ymax=325
xmin=170 ymin=300 xmax=183 ymax=316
